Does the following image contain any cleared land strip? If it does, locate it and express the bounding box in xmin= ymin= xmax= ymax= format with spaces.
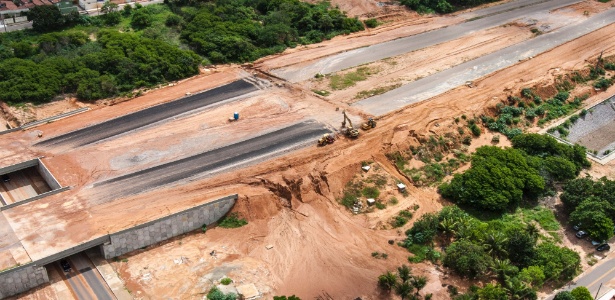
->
xmin=271 ymin=0 xmax=581 ymax=82
xmin=92 ymin=121 xmax=329 ymax=200
xmin=35 ymin=79 xmax=258 ymax=148
xmin=353 ymin=8 xmax=615 ymax=116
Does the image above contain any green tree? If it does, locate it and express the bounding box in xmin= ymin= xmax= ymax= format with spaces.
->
xmin=131 ymin=9 xmax=153 ymax=29
xmin=553 ymin=291 xmax=575 ymax=300
xmin=544 ymin=156 xmax=578 ymax=181
xmin=483 ymin=232 xmax=509 ymax=258
xmin=394 ymin=281 xmax=414 ymax=300
xmin=506 ymin=232 xmax=535 ymax=268
xmin=410 ymin=275 xmax=428 ymax=296
xmin=477 ymin=283 xmax=508 ymax=300
xmin=569 ymin=198 xmax=615 ymax=241
xmin=439 ymin=146 xmax=545 ymax=211
xmin=378 ymin=271 xmax=397 ymax=292
xmin=491 ymin=259 xmax=518 ymax=282
xmin=101 ymin=2 xmax=121 ymax=25
xmin=28 ymin=5 xmax=65 ymax=32
xmin=207 ymin=286 xmax=236 ymax=300
xmin=398 ymin=265 xmax=411 ymax=282
xmin=11 ymin=41 xmax=35 ymax=58
xmin=570 ymin=287 xmax=592 ymax=300
xmin=518 ymin=266 xmax=545 ymax=288
xmin=532 ymin=242 xmax=580 ymax=281
xmin=561 ymin=177 xmax=596 ymax=210
xmin=444 ymin=240 xmax=492 ymax=278
xmin=503 ymin=277 xmax=535 ymax=300
xmin=273 ymin=296 xmax=301 ymax=300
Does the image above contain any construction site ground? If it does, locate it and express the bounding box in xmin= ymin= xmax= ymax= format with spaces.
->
xmin=2 ymin=0 xmax=615 ymax=299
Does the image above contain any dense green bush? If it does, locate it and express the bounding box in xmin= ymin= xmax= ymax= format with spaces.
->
xmin=0 ymin=29 xmax=200 ymax=104
xmin=444 ymin=240 xmax=492 ymax=278
xmin=400 ymin=0 xmax=501 ymax=14
xmin=439 ymin=146 xmax=545 ymax=211
xmin=561 ymin=177 xmax=615 ymax=240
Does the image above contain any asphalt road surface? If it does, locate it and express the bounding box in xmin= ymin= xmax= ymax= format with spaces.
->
xmin=547 ymin=256 xmax=615 ymax=299
xmin=92 ymin=120 xmax=330 ymax=200
xmin=57 ymin=252 xmax=115 ymax=300
xmin=271 ymin=0 xmax=582 ymax=82
xmin=353 ymin=7 xmax=615 ymax=116
xmin=36 ymin=79 xmax=258 ymax=148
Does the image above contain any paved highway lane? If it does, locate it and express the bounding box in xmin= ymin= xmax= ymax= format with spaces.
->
xmin=354 ymin=7 xmax=615 ymax=116
xmin=36 ymin=79 xmax=259 ymax=148
xmin=272 ymin=0 xmax=582 ymax=82
xmin=57 ymin=253 xmax=115 ymax=300
xmin=92 ymin=120 xmax=330 ymax=200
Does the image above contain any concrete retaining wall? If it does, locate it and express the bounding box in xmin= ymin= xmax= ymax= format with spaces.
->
xmin=0 ymin=159 xmax=38 ymax=175
xmin=0 ymin=194 xmax=237 ymax=299
xmin=0 ymin=264 xmax=49 ymax=299
xmin=102 ymin=194 xmax=237 ymax=259
xmin=36 ymin=159 xmax=61 ymax=190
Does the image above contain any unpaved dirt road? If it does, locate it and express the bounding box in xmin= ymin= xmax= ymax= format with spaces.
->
xmin=272 ymin=0 xmax=583 ymax=82
xmin=35 ymin=79 xmax=259 ymax=148
xmin=91 ymin=121 xmax=330 ymax=201
xmin=354 ymin=7 xmax=615 ymax=115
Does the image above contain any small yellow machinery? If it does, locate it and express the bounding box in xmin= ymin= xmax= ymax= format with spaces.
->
xmin=361 ymin=118 xmax=376 ymax=130
xmin=317 ymin=133 xmax=335 ymax=146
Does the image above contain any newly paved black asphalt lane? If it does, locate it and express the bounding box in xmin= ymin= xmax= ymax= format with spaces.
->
xmin=36 ymin=79 xmax=257 ymax=148
xmin=93 ymin=120 xmax=330 ymax=199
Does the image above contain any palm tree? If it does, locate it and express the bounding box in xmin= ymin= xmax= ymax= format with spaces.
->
xmin=439 ymin=218 xmax=457 ymax=245
xmin=504 ymin=276 xmax=534 ymax=300
xmin=483 ymin=232 xmax=509 ymax=258
xmin=378 ymin=271 xmax=398 ymax=292
xmin=394 ymin=281 xmax=414 ymax=300
xmin=526 ymin=222 xmax=540 ymax=239
xmin=491 ymin=259 xmax=518 ymax=282
xmin=410 ymin=275 xmax=428 ymax=296
xmin=398 ymin=265 xmax=412 ymax=282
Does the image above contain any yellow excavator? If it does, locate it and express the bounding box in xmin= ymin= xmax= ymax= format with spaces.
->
xmin=317 ymin=133 xmax=335 ymax=146
xmin=361 ymin=118 xmax=376 ymax=130
xmin=341 ymin=110 xmax=359 ymax=138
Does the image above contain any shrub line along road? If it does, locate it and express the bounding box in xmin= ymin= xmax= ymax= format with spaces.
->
xmin=91 ymin=121 xmax=330 ymax=201
xmin=353 ymin=7 xmax=615 ymax=116
xmin=35 ymin=79 xmax=258 ymax=148
xmin=271 ymin=0 xmax=583 ymax=83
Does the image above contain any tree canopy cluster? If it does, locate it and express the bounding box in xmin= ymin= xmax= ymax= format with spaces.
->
xmin=562 ymin=176 xmax=615 ymax=241
xmin=402 ymin=206 xmax=580 ymax=299
xmin=439 ymin=134 xmax=590 ymax=212
xmin=177 ymin=0 xmax=364 ymax=63
xmin=0 ymin=29 xmax=200 ymax=104
xmin=1 ymin=0 xmax=364 ymax=104
xmin=399 ymin=0 xmax=501 ymax=14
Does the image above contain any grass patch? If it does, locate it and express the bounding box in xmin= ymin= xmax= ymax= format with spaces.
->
xmin=407 ymin=244 xmax=440 ymax=263
xmin=520 ymin=207 xmax=560 ymax=231
xmin=329 ymin=67 xmax=379 ymax=90
xmin=218 ymin=213 xmax=248 ymax=228
xmin=362 ymin=186 xmax=380 ymax=198
xmin=354 ymin=83 xmax=402 ymax=100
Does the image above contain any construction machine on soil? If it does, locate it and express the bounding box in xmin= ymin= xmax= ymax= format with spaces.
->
xmin=341 ymin=110 xmax=359 ymax=138
xmin=361 ymin=118 xmax=376 ymax=130
xmin=317 ymin=133 xmax=335 ymax=146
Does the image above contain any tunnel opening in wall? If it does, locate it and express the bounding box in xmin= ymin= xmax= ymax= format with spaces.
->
xmin=0 ymin=158 xmax=68 ymax=210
